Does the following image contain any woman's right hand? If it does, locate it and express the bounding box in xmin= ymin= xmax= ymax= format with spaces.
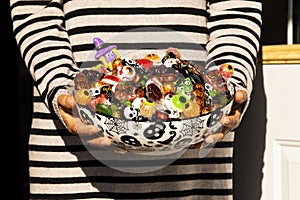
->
xmin=57 ymin=94 xmax=112 ymax=147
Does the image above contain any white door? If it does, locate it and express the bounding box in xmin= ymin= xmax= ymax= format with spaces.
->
xmin=261 ymin=63 xmax=300 ymax=200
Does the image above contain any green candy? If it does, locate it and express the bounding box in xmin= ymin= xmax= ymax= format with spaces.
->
xmin=96 ymin=103 xmax=113 ymax=117
xmin=171 ymin=94 xmax=190 ymax=112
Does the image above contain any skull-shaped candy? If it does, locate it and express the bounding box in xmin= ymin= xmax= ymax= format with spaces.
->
xmin=89 ymin=87 xmax=101 ymax=98
xmin=123 ymin=106 xmax=144 ymax=121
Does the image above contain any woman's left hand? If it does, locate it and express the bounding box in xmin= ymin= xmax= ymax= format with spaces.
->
xmin=191 ymin=89 xmax=248 ymax=148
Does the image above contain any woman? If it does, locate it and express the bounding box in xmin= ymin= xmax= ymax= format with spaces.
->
xmin=10 ymin=0 xmax=262 ymax=199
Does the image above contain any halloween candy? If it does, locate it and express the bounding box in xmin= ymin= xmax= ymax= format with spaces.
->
xmin=73 ymin=38 xmax=235 ymax=121
xmin=72 ymin=37 xmax=236 ymax=153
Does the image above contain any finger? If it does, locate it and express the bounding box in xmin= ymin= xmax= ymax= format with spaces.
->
xmin=234 ymin=90 xmax=248 ymax=104
xmin=204 ymin=133 xmax=224 ymax=144
xmin=60 ymin=109 xmax=100 ymax=135
xmin=57 ymin=94 xmax=75 ymax=110
xmin=87 ymin=136 xmax=112 ymax=147
xmin=114 ymin=147 xmax=127 ymax=154
xmin=72 ymin=118 xmax=100 ymax=136
xmin=57 ymin=94 xmax=99 ymax=135
xmin=221 ymin=109 xmax=242 ymax=130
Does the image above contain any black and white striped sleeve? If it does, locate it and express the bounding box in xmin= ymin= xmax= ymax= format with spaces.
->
xmin=10 ymin=0 xmax=79 ymax=120
xmin=206 ymin=0 xmax=262 ymax=117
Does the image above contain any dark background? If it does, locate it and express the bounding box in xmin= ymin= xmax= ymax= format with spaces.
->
xmin=2 ymin=0 xmax=294 ymax=199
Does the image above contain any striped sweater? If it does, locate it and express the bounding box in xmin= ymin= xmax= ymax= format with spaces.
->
xmin=10 ymin=0 xmax=262 ymax=199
